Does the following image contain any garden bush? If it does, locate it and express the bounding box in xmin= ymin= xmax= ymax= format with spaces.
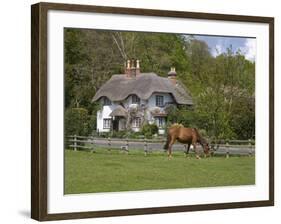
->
xmin=65 ymin=107 xmax=91 ymax=136
xmin=141 ymin=123 xmax=159 ymax=139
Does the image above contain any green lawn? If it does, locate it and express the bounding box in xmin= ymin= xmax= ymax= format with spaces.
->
xmin=64 ymin=148 xmax=255 ymax=194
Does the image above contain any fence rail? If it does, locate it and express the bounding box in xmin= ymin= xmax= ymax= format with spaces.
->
xmin=67 ymin=135 xmax=255 ymax=144
xmin=66 ymin=135 xmax=255 ymax=157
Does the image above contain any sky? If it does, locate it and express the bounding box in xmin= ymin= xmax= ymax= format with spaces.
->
xmin=192 ymin=35 xmax=256 ymax=62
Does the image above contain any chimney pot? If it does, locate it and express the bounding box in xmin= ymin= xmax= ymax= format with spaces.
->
xmin=168 ymin=67 xmax=177 ymax=76
xmin=168 ymin=67 xmax=177 ymax=84
xmin=125 ymin=60 xmax=131 ymax=76
xmin=125 ymin=59 xmax=140 ymax=77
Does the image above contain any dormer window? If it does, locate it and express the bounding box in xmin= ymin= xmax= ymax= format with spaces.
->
xmin=132 ymin=95 xmax=140 ymax=104
xmin=156 ymin=95 xmax=164 ymax=107
xmin=103 ymin=97 xmax=111 ymax=105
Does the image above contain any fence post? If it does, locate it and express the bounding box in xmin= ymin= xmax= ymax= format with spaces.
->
xmin=91 ymin=136 xmax=95 ymax=153
xmin=144 ymin=138 xmax=148 ymax=156
xmin=107 ymin=137 xmax=111 ymax=152
xmin=126 ymin=138 xmax=129 ymax=151
xmin=225 ymin=140 xmax=229 ymax=158
xmin=74 ymin=134 xmax=77 ymax=151
xmin=184 ymin=145 xmax=187 ymax=156
xmin=248 ymin=139 xmax=252 ymax=156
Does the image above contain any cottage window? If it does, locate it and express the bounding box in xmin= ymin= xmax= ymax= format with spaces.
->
xmin=156 ymin=95 xmax=164 ymax=107
xmin=132 ymin=117 xmax=141 ymax=128
xmin=132 ymin=95 xmax=140 ymax=104
xmin=103 ymin=119 xmax=111 ymax=129
xmin=155 ymin=117 xmax=166 ymax=128
xmin=103 ymin=97 xmax=112 ymax=105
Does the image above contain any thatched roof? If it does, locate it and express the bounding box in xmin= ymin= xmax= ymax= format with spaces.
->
xmin=109 ymin=105 xmax=128 ymax=117
xmin=92 ymin=73 xmax=193 ymax=105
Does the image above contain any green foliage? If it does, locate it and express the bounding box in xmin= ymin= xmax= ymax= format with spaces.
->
xmin=127 ymin=132 xmax=144 ymax=139
xmin=230 ymin=97 xmax=255 ymax=139
xmin=65 ymin=108 xmax=93 ymax=136
xmin=110 ymin=131 xmax=128 ymax=138
xmin=166 ymin=106 xmax=197 ymax=128
xmin=170 ymin=43 xmax=255 ymax=140
xmin=98 ymin=132 xmax=110 ymax=138
xmin=64 ymin=29 xmax=255 ymax=140
xmin=88 ymin=113 xmax=97 ymax=133
xmin=141 ymin=124 xmax=159 ymax=138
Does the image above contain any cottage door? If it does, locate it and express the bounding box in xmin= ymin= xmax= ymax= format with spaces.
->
xmin=112 ymin=119 xmax=119 ymax=131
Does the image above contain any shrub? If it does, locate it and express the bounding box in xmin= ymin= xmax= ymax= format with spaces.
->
xmin=88 ymin=114 xmax=97 ymax=134
xmin=98 ymin=132 xmax=110 ymax=138
xmin=127 ymin=132 xmax=143 ymax=139
xmin=141 ymin=123 xmax=158 ymax=139
xmin=110 ymin=130 xmax=128 ymax=138
xmin=65 ymin=107 xmax=91 ymax=136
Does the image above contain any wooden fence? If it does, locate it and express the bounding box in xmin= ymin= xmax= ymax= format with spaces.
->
xmin=67 ymin=135 xmax=255 ymax=157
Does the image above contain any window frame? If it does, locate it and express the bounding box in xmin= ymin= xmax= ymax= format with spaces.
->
xmin=103 ymin=97 xmax=112 ymax=106
xmin=103 ymin=118 xmax=111 ymax=129
xmin=155 ymin=95 xmax=164 ymax=107
xmin=132 ymin=117 xmax=141 ymax=128
xmin=131 ymin=95 xmax=141 ymax=104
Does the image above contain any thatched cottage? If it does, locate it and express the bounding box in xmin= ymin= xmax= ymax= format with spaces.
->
xmin=92 ymin=60 xmax=193 ymax=134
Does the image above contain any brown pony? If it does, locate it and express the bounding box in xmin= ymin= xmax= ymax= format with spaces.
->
xmin=164 ymin=124 xmax=210 ymax=159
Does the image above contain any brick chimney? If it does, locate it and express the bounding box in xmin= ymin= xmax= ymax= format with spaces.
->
xmin=168 ymin=67 xmax=177 ymax=85
xmin=125 ymin=59 xmax=131 ymax=77
xmin=125 ymin=59 xmax=140 ymax=78
xmin=130 ymin=59 xmax=136 ymax=77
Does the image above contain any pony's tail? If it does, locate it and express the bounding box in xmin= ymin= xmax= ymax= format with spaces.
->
xmin=163 ymin=134 xmax=170 ymax=150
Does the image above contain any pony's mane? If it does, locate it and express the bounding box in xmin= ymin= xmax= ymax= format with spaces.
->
xmin=170 ymin=123 xmax=184 ymax=128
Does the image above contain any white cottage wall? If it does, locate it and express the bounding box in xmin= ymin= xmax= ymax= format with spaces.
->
xmin=147 ymin=93 xmax=174 ymax=123
xmin=97 ymin=103 xmax=118 ymax=133
xmin=97 ymin=93 xmax=176 ymax=133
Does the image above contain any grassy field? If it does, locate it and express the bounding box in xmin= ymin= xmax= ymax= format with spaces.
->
xmin=64 ymin=148 xmax=255 ymax=194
